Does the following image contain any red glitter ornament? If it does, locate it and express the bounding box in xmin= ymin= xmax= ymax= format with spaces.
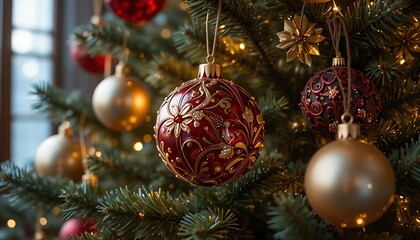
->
xmin=300 ymin=61 xmax=382 ymax=138
xmin=59 ymin=218 xmax=96 ymax=240
xmin=105 ymin=0 xmax=165 ymax=24
xmin=154 ymin=64 xmax=265 ymax=186
xmin=70 ymin=42 xmax=107 ymax=74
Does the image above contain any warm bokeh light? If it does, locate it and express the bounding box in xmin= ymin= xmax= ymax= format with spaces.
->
xmin=160 ymin=28 xmax=171 ymax=39
xmin=39 ymin=217 xmax=48 ymax=226
xmin=95 ymin=150 xmax=102 ymax=158
xmin=7 ymin=219 xmax=16 ymax=228
xmin=143 ymin=134 xmax=152 ymax=143
xmin=179 ymin=1 xmax=188 ymax=10
xmin=133 ymin=141 xmax=144 ymax=151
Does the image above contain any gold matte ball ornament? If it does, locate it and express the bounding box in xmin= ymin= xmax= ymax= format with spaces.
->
xmin=304 ymin=121 xmax=395 ymax=228
xmin=35 ymin=122 xmax=84 ymax=182
xmin=92 ymin=61 xmax=150 ymax=132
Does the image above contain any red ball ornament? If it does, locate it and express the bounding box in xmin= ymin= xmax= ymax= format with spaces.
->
xmin=59 ymin=218 xmax=96 ymax=240
xmin=105 ymin=0 xmax=165 ymax=24
xmin=299 ymin=59 xmax=382 ymax=138
xmin=154 ymin=64 xmax=265 ymax=186
xmin=70 ymin=42 xmax=107 ymax=74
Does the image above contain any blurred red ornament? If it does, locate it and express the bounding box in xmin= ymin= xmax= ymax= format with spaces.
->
xmin=154 ymin=64 xmax=265 ymax=186
xmin=105 ymin=0 xmax=165 ymax=24
xmin=299 ymin=64 xmax=382 ymax=138
xmin=70 ymin=42 xmax=107 ymax=74
xmin=59 ymin=218 xmax=96 ymax=240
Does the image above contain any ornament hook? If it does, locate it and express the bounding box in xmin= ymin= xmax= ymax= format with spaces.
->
xmin=327 ymin=13 xmax=352 ymax=119
xmin=91 ymin=0 xmax=103 ymax=25
xmin=122 ymin=30 xmax=130 ymax=65
xmin=205 ymin=0 xmax=222 ymax=63
xmin=341 ymin=112 xmax=353 ymax=124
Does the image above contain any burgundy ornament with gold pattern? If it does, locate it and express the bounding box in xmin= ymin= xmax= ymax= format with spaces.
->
xmin=154 ymin=63 xmax=264 ymax=186
xmin=299 ymin=55 xmax=382 ymax=138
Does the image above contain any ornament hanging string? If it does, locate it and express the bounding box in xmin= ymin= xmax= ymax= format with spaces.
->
xmin=205 ymin=0 xmax=222 ymax=63
xmin=91 ymin=0 xmax=113 ymax=77
xmin=327 ymin=14 xmax=352 ymax=123
xmin=79 ymin=113 xmax=99 ymax=187
xmin=298 ymin=0 xmax=308 ymax=32
xmin=33 ymin=204 xmax=45 ymax=240
xmin=93 ymin=0 xmax=102 ymax=18
xmin=78 ymin=113 xmax=89 ymax=173
xmin=122 ymin=30 xmax=130 ymax=64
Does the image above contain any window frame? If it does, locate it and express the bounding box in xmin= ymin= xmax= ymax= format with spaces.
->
xmin=1 ymin=0 xmax=13 ymax=162
xmin=1 ymin=1 xmax=95 ymax=164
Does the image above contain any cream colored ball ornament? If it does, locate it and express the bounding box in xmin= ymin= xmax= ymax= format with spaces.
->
xmin=304 ymin=116 xmax=396 ymax=228
xmin=92 ymin=61 xmax=150 ymax=132
xmin=35 ymin=121 xmax=84 ymax=182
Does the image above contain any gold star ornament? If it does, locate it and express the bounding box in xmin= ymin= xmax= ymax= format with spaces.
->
xmin=277 ymin=14 xmax=326 ymax=67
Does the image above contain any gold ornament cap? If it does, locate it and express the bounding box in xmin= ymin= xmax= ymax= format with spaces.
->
xmin=337 ymin=113 xmax=361 ymax=140
xmin=82 ymin=171 xmax=99 ymax=187
xmin=198 ymin=63 xmax=222 ymax=79
xmin=90 ymin=15 xmax=101 ymax=25
xmin=115 ymin=61 xmax=131 ymax=77
xmin=58 ymin=121 xmax=73 ymax=138
xmin=332 ymin=52 xmax=346 ymax=66
xmin=337 ymin=123 xmax=361 ymax=139
xmin=34 ymin=230 xmax=46 ymax=240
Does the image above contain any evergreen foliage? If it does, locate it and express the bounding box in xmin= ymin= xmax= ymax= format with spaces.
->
xmin=1 ymin=0 xmax=420 ymax=239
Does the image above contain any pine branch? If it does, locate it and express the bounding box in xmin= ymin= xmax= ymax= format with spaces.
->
xmin=258 ymin=92 xmax=289 ymax=123
xmin=267 ymin=193 xmax=335 ymax=240
xmin=72 ymin=22 xmax=174 ymax=62
xmin=185 ymin=0 xmax=282 ymax=80
xmin=178 ymin=208 xmax=240 ymax=240
xmin=267 ymin=114 xmax=323 ymax=162
xmin=145 ymin=53 xmax=196 ymax=96
xmin=380 ymin=77 xmax=420 ymax=115
xmin=337 ymin=231 xmax=403 ymax=240
xmin=365 ymin=54 xmax=405 ymax=86
xmin=0 ymin=162 xmax=66 ymax=210
xmin=186 ymin=0 xmax=275 ymax=62
xmin=97 ymin=186 xmax=200 ymax=240
xmin=87 ymin=144 xmax=191 ymax=193
xmin=388 ymin=137 xmax=420 ymax=196
xmin=365 ymin=119 xmax=398 ymax=149
xmin=265 ymin=0 xmax=330 ymax=23
xmin=70 ymin=227 xmax=120 ymax=240
xmin=363 ymin=233 xmax=403 ymax=240
xmin=364 ymin=78 xmax=420 ymax=149
xmin=173 ymin=21 xmax=272 ymax=90
xmin=345 ymin=0 xmax=411 ymax=51
xmin=219 ymin=153 xmax=304 ymax=207
xmin=367 ymin=116 xmax=420 ymax=153
xmin=31 ymin=83 xmax=96 ymax=126
xmin=87 ymin=147 xmax=152 ymax=184
xmin=60 ymin=184 xmax=102 ymax=220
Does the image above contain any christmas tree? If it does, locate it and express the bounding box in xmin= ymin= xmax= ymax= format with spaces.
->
xmin=1 ymin=0 xmax=420 ymax=239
